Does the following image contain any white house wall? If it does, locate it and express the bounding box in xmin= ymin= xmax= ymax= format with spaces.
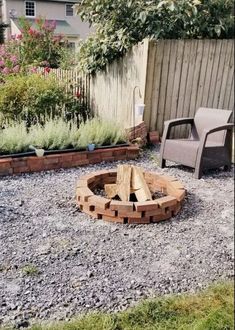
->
xmin=3 ymin=0 xmax=92 ymax=41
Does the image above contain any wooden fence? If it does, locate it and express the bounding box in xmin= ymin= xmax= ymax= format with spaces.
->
xmin=89 ymin=40 xmax=148 ymax=127
xmin=41 ymin=39 xmax=234 ymax=136
xmin=89 ymin=39 xmax=234 ymax=135
xmin=144 ymin=39 xmax=234 ymax=136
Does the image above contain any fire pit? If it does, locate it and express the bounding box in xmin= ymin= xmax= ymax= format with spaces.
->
xmin=76 ymin=166 xmax=186 ymax=224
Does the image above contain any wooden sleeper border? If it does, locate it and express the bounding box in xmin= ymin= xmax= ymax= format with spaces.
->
xmin=76 ymin=169 xmax=186 ymax=224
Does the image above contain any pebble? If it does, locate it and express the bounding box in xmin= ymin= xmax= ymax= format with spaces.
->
xmin=0 ymin=147 xmax=233 ymax=327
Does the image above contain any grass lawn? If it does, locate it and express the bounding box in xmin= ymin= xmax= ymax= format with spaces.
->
xmin=7 ymin=281 xmax=233 ymax=330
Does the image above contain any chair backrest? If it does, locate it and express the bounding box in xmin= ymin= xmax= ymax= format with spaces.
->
xmin=191 ymin=107 xmax=233 ymax=144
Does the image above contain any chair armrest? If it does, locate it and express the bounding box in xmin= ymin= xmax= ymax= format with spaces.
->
xmin=197 ymin=123 xmax=234 ymax=164
xmin=162 ymin=117 xmax=194 ymax=141
xmin=203 ymin=123 xmax=234 ymax=136
xmin=164 ymin=117 xmax=194 ymax=129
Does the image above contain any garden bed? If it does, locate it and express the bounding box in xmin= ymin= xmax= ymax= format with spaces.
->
xmin=0 ymin=145 xmax=139 ymax=176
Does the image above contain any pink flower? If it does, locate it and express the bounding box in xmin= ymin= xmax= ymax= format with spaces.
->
xmin=2 ymin=67 xmax=10 ymax=74
xmin=30 ymin=67 xmax=37 ymax=73
xmin=17 ymin=34 xmax=23 ymax=40
xmin=44 ymin=66 xmax=51 ymax=74
xmin=76 ymin=90 xmax=81 ymax=98
xmin=10 ymin=55 xmax=18 ymax=64
xmin=12 ymin=65 xmax=20 ymax=73
xmin=0 ymin=60 xmax=5 ymax=67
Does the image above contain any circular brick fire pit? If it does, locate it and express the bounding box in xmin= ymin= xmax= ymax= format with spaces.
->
xmin=76 ymin=169 xmax=186 ymax=224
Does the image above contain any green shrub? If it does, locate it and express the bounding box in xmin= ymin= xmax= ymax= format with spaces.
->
xmin=73 ymin=117 xmax=127 ymax=148
xmin=0 ymin=73 xmax=89 ymax=125
xmin=29 ymin=118 xmax=74 ymax=150
xmin=76 ymin=0 xmax=234 ymax=73
xmin=0 ymin=118 xmax=127 ymax=154
xmin=0 ymin=122 xmax=30 ymax=154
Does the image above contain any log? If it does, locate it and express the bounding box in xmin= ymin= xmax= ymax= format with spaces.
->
xmin=105 ymin=184 xmax=118 ymax=199
xmin=116 ymin=165 xmax=132 ymax=201
xmin=105 ymin=183 xmax=136 ymax=199
xmin=131 ymin=166 xmax=152 ymax=202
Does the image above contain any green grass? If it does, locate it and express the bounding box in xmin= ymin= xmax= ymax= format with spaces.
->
xmin=5 ymin=281 xmax=232 ymax=330
xmin=21 ymin=264 xmax=39 ymax=276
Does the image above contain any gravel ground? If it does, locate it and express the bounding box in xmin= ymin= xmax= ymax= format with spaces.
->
xmin=0 ymin=147 xmax=234 ymax=328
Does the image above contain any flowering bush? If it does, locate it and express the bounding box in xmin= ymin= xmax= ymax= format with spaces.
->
xmin=0 ymin=17 xmax=77 ymax=79
xmin=0 ymin=41 xmax=21 ymax=79
xmin=0 ymin=73 xmax=89 ymax=125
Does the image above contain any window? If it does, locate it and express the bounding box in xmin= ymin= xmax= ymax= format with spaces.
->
xmin=65 ymin=4 xmax=74 ymax=17
xmin=67 ymin=42 xmax=75 ymax=51
xmin=25 ymin=1 xmax=36 ymax=17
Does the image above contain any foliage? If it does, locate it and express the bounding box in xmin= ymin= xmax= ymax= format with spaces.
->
xmin=0 ymin=17 xmax=77 ymax=78
xmin=73 ymin=117 xmax=127 ymax=148
xmin=29 ymin=118 xmax=74 ymax=150
xmin=18 ymin=281 xmax=234 ymax=330
xmin=0 ymin=122 xmax=30 ymax=154
xmin=0 ymin=118 xmax=127 ymax=154
xmin=75 ymin=0 xmax=234 ymax=73
xmin=21 ymin=264 xmax=39 ymax=276
xmin=0 ymin=73 xmax=89 ymax=125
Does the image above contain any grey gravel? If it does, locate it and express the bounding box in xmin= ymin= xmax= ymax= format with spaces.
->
xmin=0 ymin=147 xmax=234 ymax=328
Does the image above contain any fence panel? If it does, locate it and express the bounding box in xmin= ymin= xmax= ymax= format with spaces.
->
xmin=89 ymin=40 xmax=149 ymax=127
xmin=145 ymin=39 xmax=234 ymax=136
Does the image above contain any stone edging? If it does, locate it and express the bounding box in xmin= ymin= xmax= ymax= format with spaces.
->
xmin=0 ymin=146 xmax=139 ymax=176
xmin=76 ymin=170 xmax=186 ymax=224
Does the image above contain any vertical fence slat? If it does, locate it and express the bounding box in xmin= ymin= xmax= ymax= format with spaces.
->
xmin=150 ymin=40 xmax=164 ymax=131
xmin=157 ymin=40 xmax=171 ymax=134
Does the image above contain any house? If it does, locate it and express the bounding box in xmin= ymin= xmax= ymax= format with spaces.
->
xmin=1 ymin=0 xmax=92 ymax=49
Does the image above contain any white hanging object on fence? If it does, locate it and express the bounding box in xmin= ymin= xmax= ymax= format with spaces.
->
xmin=135 ymin=103 xmax=145 ymax=116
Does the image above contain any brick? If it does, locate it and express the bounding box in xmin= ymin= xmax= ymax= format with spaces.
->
xmin=77 ymin=179 xmax=89 ymax=187
xmin=76 ymin=187 xmax=94 ymax=202
xmin=101 ymin=156 xmax=115 ymax=162
xmin=60 ymin=155 xmax=73 ymax=163
xmin=81 ymin=205 xmax=101 ymax=219
xmin=88 ymin=196 xmax=111 ymax=209
xmin=118 ymin=210 xmax=142 ymax=218
xmin=112 ymin=149 xmax=127 ymax=157
xmin=169 ymin=202 xmax=182 ymax=216
xmin=72 ymin=153 xmax=88 ymax=161
xmin=11 ymin=159 xmax=27 ymax=168
xmin=134 ymin=201 xmax=158 ymax=212
xmin=0 ymin=168 xmax=13 ymax=176
xmin=72 ymin=159 xmax=90 ymax=166
xmin=95 ymin=207 xmax=116 ymax=217
xmin=44 ymin=157 xmax=59 ymax=165
xmin=101 ymin=176 xmax=116 ymax=185
xmin=0 ymin=159 xmax=12 ymax=169
xmin=148 ymin=131 xmax=160 ymax=144
xmin=166 ymin=185 xmax=186 ymax=202
xmin=128 ymin=217 xmax=150 ymax=224
xmin=144 ymin=208 xmax=165 ymax=217
xmin=102 ymin=214 xmax=125 ymax=224
xmin=13 ymin=166 xmax=30 ymax=174
xmin=157 ymin=196 xmax=177 ymax=208
xmin=110 ymin=201 xmax=134 ymax=212
xmin=151 ymin=210 xmax=172 ymax=222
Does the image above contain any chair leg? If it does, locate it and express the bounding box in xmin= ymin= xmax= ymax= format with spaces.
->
xmin=159 ymin=158 xmax=166 ymax=168
xmin=224 ymin=164 xmax=231 ymax=171
xmin=194 ymin=166 xmax=202 ymax=179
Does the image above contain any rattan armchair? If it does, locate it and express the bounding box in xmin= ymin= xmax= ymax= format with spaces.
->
xmin=159 ymin=107 xmax=233 ymax=179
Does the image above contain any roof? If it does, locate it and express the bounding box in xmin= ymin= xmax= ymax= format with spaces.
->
xmin=12 ymin=18 xmax=79 ymax=37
